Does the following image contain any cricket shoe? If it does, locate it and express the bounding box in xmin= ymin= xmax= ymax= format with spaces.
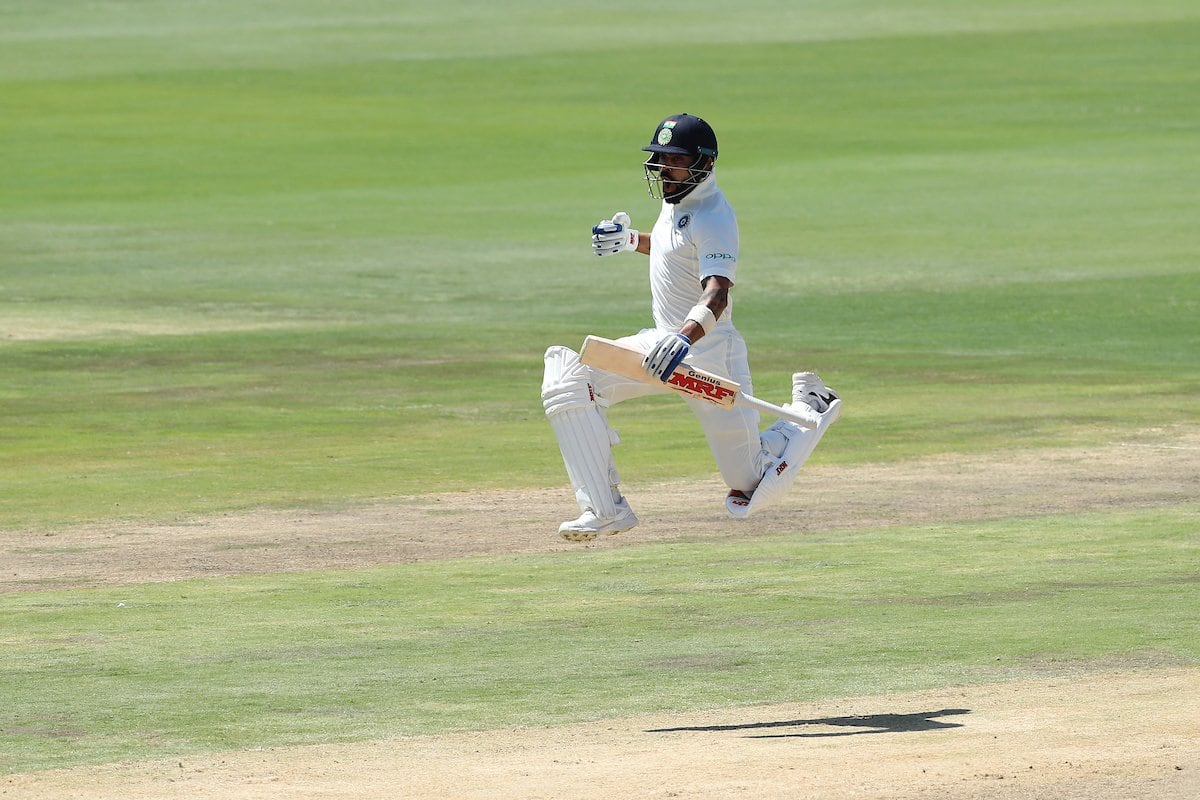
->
xmin=791 ymin=371 xmax=841 ymax=424
xmin=559 ymin=498 xmax=640 ymax=542
xmin=725 ymin=489 xmax=752 ymax=516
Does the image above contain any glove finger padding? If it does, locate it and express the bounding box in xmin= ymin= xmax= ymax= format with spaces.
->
xmin=593 ymin=238 xmax=622 ymax=258
xmin=592 ymin=220 xmax=620 ymax=256
xmin=643 ymin=333 xmax=691 ymax=381
xmin=591 ymin=215 xmax=637 ymax=257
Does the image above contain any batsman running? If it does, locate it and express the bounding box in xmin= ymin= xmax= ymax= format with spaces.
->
xmin=542 ymin=113 xmax=841 ymax=541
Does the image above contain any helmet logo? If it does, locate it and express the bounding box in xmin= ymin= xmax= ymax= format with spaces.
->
xmin=657 ymin=120 xmax=676 ymax=146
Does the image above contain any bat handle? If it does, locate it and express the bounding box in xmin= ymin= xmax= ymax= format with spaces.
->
xmin=737 ymin=393 xmax=825 ymax=430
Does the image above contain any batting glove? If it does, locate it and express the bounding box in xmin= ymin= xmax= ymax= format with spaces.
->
xmin=643 ymin=332 xmax=691 ymax=382
xmin=592 ymin=211 xmax=638 ymax=257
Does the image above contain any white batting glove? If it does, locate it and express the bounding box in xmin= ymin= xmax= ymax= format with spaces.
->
xmin=592 ymin=211 xmax=638 ymax=257
xmin=643 ymin=332 xmax=691 ymax=382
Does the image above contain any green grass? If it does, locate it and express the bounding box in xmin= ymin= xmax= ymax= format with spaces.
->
xmin=3 ymin=504 xmax=1197 ymax=772
xmin=1 ymin=0 xmax=1198 ymax=777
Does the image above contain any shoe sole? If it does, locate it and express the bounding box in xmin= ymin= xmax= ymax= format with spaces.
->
xmin=559 ymin=520 xmax=639 ymax=542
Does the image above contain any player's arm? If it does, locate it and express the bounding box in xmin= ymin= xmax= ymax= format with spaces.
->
xmin=643 ymin=275 xmax=732 ymax=381
xmin=679 ymin=275 xmax=730 ymax=344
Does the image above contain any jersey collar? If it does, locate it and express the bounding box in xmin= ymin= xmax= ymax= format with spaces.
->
xmin=675 ymin=171 xmax=719 ymax=209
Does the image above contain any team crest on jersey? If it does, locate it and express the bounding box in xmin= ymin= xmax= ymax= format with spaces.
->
xmin=677 ymin=214 xmax=691 ymax=230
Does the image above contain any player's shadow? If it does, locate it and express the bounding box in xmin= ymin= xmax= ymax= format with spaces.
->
xmin=647 ymin=708 xmax=970 ymax=739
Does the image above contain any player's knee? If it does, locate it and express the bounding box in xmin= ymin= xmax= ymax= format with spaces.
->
xmin=542 ymin=346 xmax=596 ymax=416
xmin=761 ymin=427 xmax=788 ymax=459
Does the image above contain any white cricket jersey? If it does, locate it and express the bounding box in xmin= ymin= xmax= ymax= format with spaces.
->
xmin=648 ymin=173 xmax=739 ymax=331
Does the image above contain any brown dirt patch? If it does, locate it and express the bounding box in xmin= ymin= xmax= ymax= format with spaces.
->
xmin=2 ymin=428 xmax=1196 ymax=593
xmin=2 ymin=427 xmax=1197 ymax=798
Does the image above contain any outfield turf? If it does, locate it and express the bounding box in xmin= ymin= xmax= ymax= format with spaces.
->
xmin=4 ymin=506 xmax=1198 ymax=771
xmin=1 ymin=0 xmax=1198 ymax=776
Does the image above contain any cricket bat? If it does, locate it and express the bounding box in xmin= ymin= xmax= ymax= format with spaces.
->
xmin=579 ymin=335 xmax=825 ymax=430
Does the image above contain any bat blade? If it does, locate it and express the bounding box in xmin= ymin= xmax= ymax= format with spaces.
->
xmin=579 ymin=335 xmax=739 ymax=409
xmin=579 ymin=335 xmax=821 ymax=429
